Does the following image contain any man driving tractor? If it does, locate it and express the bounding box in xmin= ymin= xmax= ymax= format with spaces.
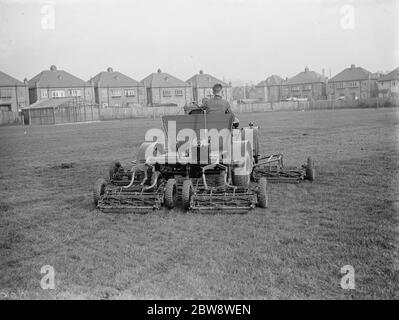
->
xmin=203 ymin=83 xmax=233 ymax=114
xmin=202 ymin=83 xmax=239 ymax=128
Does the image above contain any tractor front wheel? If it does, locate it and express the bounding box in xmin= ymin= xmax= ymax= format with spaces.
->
xmin=93 ymin=178 xmax=107 ymax=207
xmin=165 ymin=179 xmax=177 ymax=209
xmin=257 ymin=177 xmax=268 ymax=208
xmin=182 ymin=180 xmax=193 ymax=210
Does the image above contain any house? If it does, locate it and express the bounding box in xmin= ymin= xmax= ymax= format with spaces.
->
xmin=141 ymin=69 xmax=192 ymax=108
xmin=0 ymin=71 xmax=29 ymax=112
xmin=28 ymin=65 xmax=94 ymax=105
xmin=281 ymin=67 xmax=326 ymax=101
xmin=90 ymin=67 xmax=145 ymax=107
xmin=328 ymin=64 xmax=378 ymax=100
xmin=186 ymin=70 xmax=232 ymax=103
xmin=256 ymin=75 xmax=284 ymax=102
xmin=377 ymin=67 xmax=399 ymax=98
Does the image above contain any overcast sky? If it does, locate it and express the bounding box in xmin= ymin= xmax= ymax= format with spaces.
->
xmin=0 ymin=0 xmax=397 ymax=85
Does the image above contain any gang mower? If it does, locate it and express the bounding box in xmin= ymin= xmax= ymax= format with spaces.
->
xmin=93 ymin=108 xmax=315 ymax=213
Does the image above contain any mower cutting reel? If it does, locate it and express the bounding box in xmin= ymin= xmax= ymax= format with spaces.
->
xmin=94 ymin=161 xmax=165 ymax=213
xmin=252 ymin=154 xmax=315 ymax=183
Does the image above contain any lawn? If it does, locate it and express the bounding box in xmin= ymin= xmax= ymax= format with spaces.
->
xmin=0 ymin=108 xmax=398 ymax=299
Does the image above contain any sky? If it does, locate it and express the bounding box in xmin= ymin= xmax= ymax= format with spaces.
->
xmin=0 ymin=0 xmax=397 ymax=85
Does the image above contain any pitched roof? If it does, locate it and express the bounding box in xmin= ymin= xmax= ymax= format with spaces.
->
xmin=0 ymin=70 xmax=25 ymax=87
xmin=287 ymin=67 xmax=324 ymax=85
xmin=186 ymin=70 xmax=229 ymax=88
xmin=28 ymin=65 xmax=88 ymax=88
xmin=257 ymin=74 xmax=284 ymax=87
xmin=330 ymin=64 xmax=371 ymax=82
xmin=90 ymin=67 xmax=142 ymax=87
xmin=141 ymin=69 xmax=189 ymax=88
xmin=378 ymin=67 xmax=399 ymax=81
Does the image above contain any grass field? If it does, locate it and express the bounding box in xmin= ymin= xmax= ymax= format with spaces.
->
xmin=0 ymin=108 xmax=398 ymax=299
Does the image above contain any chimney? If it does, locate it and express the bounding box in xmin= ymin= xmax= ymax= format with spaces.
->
xmin=305 ymin=66 xmax=309 ymax=73
xmin=107 ymin=67 xmax=113 ymax=72
xmin=350 ymin=64 xmax=355 ymax=69
xmin=50 ymin=65 xmax=57 ymax=71
xmin=157 ymin=68 xmax=162 ymax=73
xmin=199 ymin=70 xmax=204 ymax=74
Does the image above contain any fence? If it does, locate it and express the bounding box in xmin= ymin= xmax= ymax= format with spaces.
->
xmin=0 ymin=111 xmax=23 ymax=125
xmin=99 ymin=105 xmax=182 ymax=120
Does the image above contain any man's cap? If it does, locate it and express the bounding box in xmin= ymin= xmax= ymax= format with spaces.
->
xmin=212 ymin=83 xmax=223 ymax=92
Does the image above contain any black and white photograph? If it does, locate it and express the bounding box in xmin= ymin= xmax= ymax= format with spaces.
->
xmin=0 ymin=0 xmax=397 ymax=305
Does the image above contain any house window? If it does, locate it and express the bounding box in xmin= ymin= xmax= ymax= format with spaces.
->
xmin=303 ymin=84 xmax=312 ymax=91
xmin=336 ymin=82 xmax=344 ymax=89
xmin=69 ymin=89 xmax=81 ymax=97
xmin=40 ymin=89 xmax=48 ymax=98
xmin=0 ymin=104 xmax=11 ymax=111
xmin=0 ymin=88 xmax=12 ymax=99
xmin=102 ymin=102 xmax=108 ymax=108
xmin=163 ymin=90 xmax=171 ymax=97
xmin=174 ymin=89 xmax=183 ymax=96
xmin=110 ymin=89 xmax=122 ymax=97
xmin=347 ymin=81 xmax=358 ymax=88
xmin=51 ymin=90 xmax=65 ymax=98
xmin=101 ymin=89 xmax=108 ymax=98
xmin=291 ymin=86 xmax=300 ymax=91
xmin=124 ymin=89 xmax=136 ymax=97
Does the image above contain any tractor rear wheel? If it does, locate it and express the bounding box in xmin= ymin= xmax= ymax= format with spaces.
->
xmin=93 ymin=178 xmax=107 ymax=207
xmin=257 ymin=177 xmax=268 ymax=208
xmin=165 ymin=179 xmax=177 ymax=209
xmin=182 ymin=180 xmax=193 ymax=210
xmin=305 ymin=157 xmax=315 ymax=181
xmin=108 ymin=161 xmax=122 ymax=181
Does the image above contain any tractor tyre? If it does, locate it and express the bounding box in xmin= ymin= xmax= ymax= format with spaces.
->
xmin=108 ymin=161 xmax=122 ymax=181
xmin=305 ymin=157 xmax=315 ymax=181
xmin=182 ymin=180 xmax=193 ymax=210
xmin=257 ymin=177 xmax=268 ymax=208
xmin=165 ymin=179 xmax=177 ymax=209
xmin=93 ymin=178 xmax=107 ymax=207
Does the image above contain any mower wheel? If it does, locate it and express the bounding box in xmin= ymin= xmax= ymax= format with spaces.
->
xmin=257 ymin=177 xmax=268 ymax=208
xmin=93 ymin=178 xmax=107 ymax=207
xmin=165 ymin=179 xmax=177 ymax=209
xmin=182 ymin=180 xmax=193 ymax=210
xmin=305 ymin=157 xmax=315 ymax=181
xmin=108 ymin=161 xmax=122 ymax=180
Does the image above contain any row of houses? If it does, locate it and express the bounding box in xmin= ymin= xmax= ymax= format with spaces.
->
xmin=1 ymin=64 xmax=398 ymax=113
xmin=255 ymin=64 xmax=398 ymax=102
xmin=0 ymin=66 xmax=233 ymax=112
